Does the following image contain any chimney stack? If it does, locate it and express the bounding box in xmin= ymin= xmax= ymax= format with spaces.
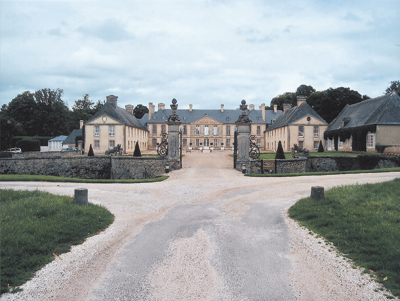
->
xmin=106 ymin=95 xmax=118 ymax=108
xmin=158 ymin=103 xmax=165 ymax=110
xmin=297 ymin=95 xmax=307 ymax=107
xmin=148 ymin=102 xmax=155 ymax=120
xmin=221 ymin=104 xmax=224 ymax=112
xmin=259 ymin=103 xmax=265 ymax=121
xmin=273 ymin=104 xmax=278 ymax=113
xmin=249 ymin=104 xmax=255 ymax=111
xmin=79 ymin=120 xmax=84 ymax=129
xmin=283 ymin=103 xmax=292 ymax=112
xmin=189 ymin=104 xmax=193 ymax=112
xmin=125 ymin=104 xmax=134 ymax=115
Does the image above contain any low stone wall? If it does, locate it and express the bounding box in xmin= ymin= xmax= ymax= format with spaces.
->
xmin=276 ymin=158 xmax=307 ymax=174
xmin=10 ymin=151 xmax=82 ymax=158
xmin=111 ymin=157 xmax=167 ymax=179
xmin=306 ymin=157 xmax=360 ymax=172
xmin=0 ymin=156 xmax=168 ymax=179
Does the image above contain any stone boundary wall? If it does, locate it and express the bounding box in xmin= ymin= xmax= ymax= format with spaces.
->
xmin=250 ymin=155 xmax=400 ymax=174
xmin=0 ymin=156 xmax=167 ymax=179
xmin=111 ymin=157 xmax=167 ymax=179
xmin=276 ymin=158 xmax=307 ymax=174
xmin=10 ymin=151 xmax=82 ymax=158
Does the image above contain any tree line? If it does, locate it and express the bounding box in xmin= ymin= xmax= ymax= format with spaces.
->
xmin=268 ymin=81 xmax=400 ymax=123
xmin=0 ymin=88 xmax=148 ymax=150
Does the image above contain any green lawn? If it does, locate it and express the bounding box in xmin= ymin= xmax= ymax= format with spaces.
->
xmin=0 ymin=174 xmax=168 ymax=183
xmin=289 ymin=178 xmax=400 ymax=298
xmin=0 ymin=190 xmax=114 ymax=295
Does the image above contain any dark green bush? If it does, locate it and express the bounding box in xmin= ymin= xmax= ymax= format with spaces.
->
xmin=88 ymin=144 xmax=94 ymax=156
xmin=275 ymin=141 xmax=285 ymax=159
xmin=15 ymin=138 xmax=40 ymax=152
xmin=11 ymin=136 xmax=54 ymax=147
xmin=318 ymin=140 xmax=324 ymax=152
xmin=133 ymin=142 xmax=141 ymax=157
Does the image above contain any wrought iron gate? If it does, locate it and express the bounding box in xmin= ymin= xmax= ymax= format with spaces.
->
xmin=233 ymin=130 xmax=238 ymax=168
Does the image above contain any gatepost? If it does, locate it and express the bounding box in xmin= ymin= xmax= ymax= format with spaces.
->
xmin=235 ymin=99 xmax=251 ymax=173
xmin=167 ymin=98 xmax=182 ymax=170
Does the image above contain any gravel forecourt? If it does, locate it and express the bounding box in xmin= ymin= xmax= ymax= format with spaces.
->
xmin=1 ymin=151 xmax=399 ymax=300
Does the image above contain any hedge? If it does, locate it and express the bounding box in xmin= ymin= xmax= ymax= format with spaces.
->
xmin=15 ymin=138 xmax=41 ymax=152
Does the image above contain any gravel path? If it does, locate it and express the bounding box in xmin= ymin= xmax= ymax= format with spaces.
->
xmin=1 ymin=151 xmax=399 ymax=300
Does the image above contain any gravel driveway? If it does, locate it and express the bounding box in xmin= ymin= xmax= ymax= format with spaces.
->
xmin=1 ymin=151 xmax=399 ymax=300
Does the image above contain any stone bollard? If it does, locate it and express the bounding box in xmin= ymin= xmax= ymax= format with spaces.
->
xmin=74 ymin=188 xmax=88 ymax=205
xmin=311 ymin=186 xmax=324 ymax=201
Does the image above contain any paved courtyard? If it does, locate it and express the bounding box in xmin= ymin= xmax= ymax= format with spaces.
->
xmin=1 ymin=151 xmax=399 ymax=300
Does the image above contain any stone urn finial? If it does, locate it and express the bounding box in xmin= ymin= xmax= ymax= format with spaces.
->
xmin=236 ymin=99 xmax=251 ymax=123
xmin=168 ymin=98 xmax=181 ymax=122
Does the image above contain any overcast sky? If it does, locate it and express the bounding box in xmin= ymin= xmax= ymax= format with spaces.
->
xmin=1 ymin=0 xmax=399 ymax=111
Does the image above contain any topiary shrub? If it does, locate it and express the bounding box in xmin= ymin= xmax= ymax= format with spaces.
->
xmin=88 ymin=144 xmax=94 ymax=156
xmin=275 ymin=141 xmax=285 ymax=159
xmin=133 ymin=142 xmax=141 ymax=157
xmin=15 ymin=138 xmax=40 ymax=152
xmin=318 ymin=140 xmax=324 ymax=152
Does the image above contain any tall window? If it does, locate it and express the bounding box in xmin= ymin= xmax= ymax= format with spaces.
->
xmin=195 ymin=125 xmax=200 ymax=135
xmin=161 ymin=125 xmax=166 ymax=134
xmin=94 ymin=140 xmax=100 ymax=149
xmin=313 ymin=141 xmax=319 ymax=149
xmin=367 ymin=132 xmax=374 ymax=148
xmin=298 ymin=126 xmax=304 ymax=137
xmin=109 ymin=140 xmax=115 ymax=149
xmin=183 ymin=138 xmax=187 ymax=147
xmin=94 ymin=126 xmax=100 ymax=137
xmin=214 ymin=139 xmax=218 ymax=147
xmin=195 ymin=139 xmax=200 ymax=147
xmin=257 ymin=126 xmax=261 ymax=136
xmin=226 ymin=138 xmax=231 ymax=148
xmin=183 ymin=125 xmax=187 ymax=135
xmin=226 ymin=125 xmax=231 ymax=136
xmin=214 ymin=125 xmax=219 ymax=135
xmin=257 ymin=138 xmax=261 ymax=147
xmin=313 ymin=126 xmax=319 ymax=137
xmin=152 ymin=125 xmax=157 ymax=135
xmin=299 ymin=141 xmax=304 ymax=149
xmin=109 ymin=125 xmax=115 ymax=137
xmin=152 ymin=138 xmax=157 ymax=147
xmin=204 ymin=125 xmax=209 ymax=136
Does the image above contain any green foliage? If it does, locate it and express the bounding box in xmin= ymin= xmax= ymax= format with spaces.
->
xmin=385 ymin=80 xmax=400 ymax=95
xmin=318 ymin=140 xmax=324 ymax=152
xmin=275 ymin=141 xmax=285 ymax=159
xmin=133 ymin=141 xmax=142 ymax=157
xmin=307 ymin=87 xmax=365 ymax=123
xmin=324 ymin=125 xmax=376 ymax=152
xmin=289 ymin=179 xmax=400 ymax=298
xmin=0 ymin=189 xmax=114 ymax=294
xmin=15 ymin=138 xmax=40 ymax=152
xmin=11 ymin=136 xmax=55 ymax=147
xmin=133 ymin=104 xmax=149 ymax=119
xmin=88 ymin=144 xmax=94 ymax=156
xmin=296 ymin=84 xmax=316 ymax=96
xmin=270 ymin=92 xmax=297 ymax=110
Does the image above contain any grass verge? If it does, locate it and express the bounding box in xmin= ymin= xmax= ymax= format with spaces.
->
xmin=289 ymin=178 xmax=400 ymax=298
xmin=0 ymin=189 xmax=114 ymax=295
xmin=0 ymin=174 xmax=168 ymax=183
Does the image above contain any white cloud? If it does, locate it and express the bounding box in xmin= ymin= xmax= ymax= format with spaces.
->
xmin=0 ymin=0 xmax=399 ymax=111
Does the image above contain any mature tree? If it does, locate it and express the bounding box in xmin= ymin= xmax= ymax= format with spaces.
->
xmin=133 ymin=104 xmax=149 ymax=119
xmin=296 ymin=84 xmax=316 ymax=97
xmin=385 ymin=80 xmax=400 ymax=95
xmin=270 ymin=92 xmax=296 ymax=110
xmin=307 ymin=87 xmax=364 ymax=123
xmin=68 ymin=95 xmax=104 ymax=131
xmin=5 ymin=88 xmax=70 ymax=137
xmin=0 ymin=111 xmax=25 ymax=150
xmin=6 ymin=91 xmax=38 ymax=136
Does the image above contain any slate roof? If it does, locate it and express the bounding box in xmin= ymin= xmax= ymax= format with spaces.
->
xmin=266 ymin=102 xmax=327 ymax=131
xmin=86 ymin=102 xmax=148 ymax=131
xmin=49 ymin=135 xmax=68 ymax=142
xmin=145 ymin=109 xmax=282 ymax=125
xmin=64 ymin=129 xmax=82 ymax=144
xmin=326 ymin=92 xmax=400 ymax=132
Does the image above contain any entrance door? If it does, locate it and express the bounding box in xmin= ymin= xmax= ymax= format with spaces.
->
xmin=204 ymin=138 xmax=210 ymax=148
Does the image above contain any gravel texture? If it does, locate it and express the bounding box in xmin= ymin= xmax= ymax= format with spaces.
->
xmin=1 ymin=151 xmax=399 ymax=300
